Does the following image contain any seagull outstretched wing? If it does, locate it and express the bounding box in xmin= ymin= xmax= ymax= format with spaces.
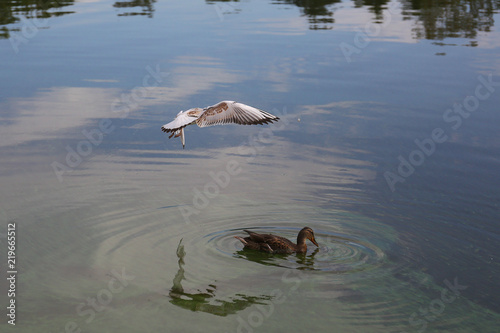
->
xmin=196 ymin=101 xmax=279 ymax=127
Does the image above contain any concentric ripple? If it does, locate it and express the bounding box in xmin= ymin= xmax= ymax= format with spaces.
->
xmin=203 ymin=226 xmax=386 ymax=274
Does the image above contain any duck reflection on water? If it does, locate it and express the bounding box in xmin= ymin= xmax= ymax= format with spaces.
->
xmin=235 ymin=245 xmax=319 ymax=270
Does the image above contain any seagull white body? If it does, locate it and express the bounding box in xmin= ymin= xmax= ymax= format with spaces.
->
xmin=161 ymin=101 xmax=279 ymax=148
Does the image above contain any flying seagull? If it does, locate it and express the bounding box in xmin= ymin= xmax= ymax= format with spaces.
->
xmin=161 ymin=101 xmax=279 ymax=148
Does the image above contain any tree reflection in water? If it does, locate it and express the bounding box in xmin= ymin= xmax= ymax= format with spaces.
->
xmin=113 ymin=0 xmax=157 ymax=18
xmin=399 ymin=0 xmax=498 ymax=41
xmin=1 ymin=0 xmax=499 ymax=43
xmin=206 ymin=0 xmax=500 ymax=43
xmin=273 ymin=0 xmax=340 ymax=30
xmin=0 ymin=0 xmax=74 ymax=39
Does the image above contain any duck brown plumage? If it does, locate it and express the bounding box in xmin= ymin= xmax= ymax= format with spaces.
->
xmin=235 ymin=227 xmax=319 ymax=254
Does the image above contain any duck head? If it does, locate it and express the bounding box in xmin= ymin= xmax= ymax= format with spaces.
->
xmin=297 ymin=227 xmax=319 ymax=251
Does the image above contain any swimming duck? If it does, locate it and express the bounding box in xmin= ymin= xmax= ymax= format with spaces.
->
xmin=235 ymin=227 xmax=319 ymax=254
xmin=161 ymin=101 xmax=279 ymax=148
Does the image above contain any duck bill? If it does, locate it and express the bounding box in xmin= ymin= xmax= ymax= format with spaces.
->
xmin=311 ymin=237 xmax=319 ymax=247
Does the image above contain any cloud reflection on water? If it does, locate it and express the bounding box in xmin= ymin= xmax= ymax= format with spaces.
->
xmin=0 ymin=56 xmax=241 ymax=148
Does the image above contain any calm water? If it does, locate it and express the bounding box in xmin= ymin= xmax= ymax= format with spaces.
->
xmin=1 ymin=0 xmax=499 ymax=332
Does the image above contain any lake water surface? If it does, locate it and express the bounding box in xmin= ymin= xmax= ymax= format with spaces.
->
xmin=1 ymin=0 xmax=499 ymax=332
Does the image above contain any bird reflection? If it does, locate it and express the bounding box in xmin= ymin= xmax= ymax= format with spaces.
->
xmin=168 ymin=239 xmax=272 ymax=316
xmin=295 ymin=248 xmax=320 ymax=269
xmin=235 ymin=247 xmax=319 ymax=270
